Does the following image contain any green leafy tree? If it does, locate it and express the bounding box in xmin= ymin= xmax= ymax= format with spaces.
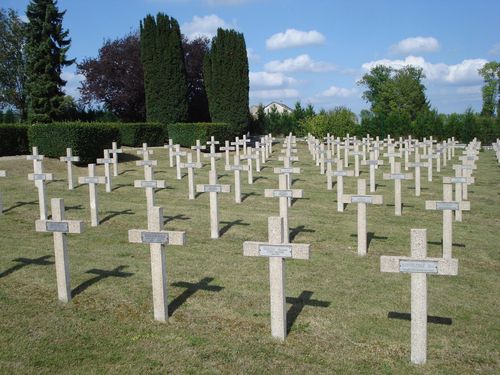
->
xmin=303 ymin=107 xmax=358 ymax=137
xmin=140 ymin=13 xmax=188 ymax=124
xmin=204 ymin=28 xmax=249 ymax=136
xmin=25 ymin=0 xmax=74 ymax=123
xmin=478 ymin=61 xmax=500 ymax=117
xmin=0 ymin=8 xmax=27 ymax=119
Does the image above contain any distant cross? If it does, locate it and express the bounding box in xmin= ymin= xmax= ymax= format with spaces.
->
xmin=331 ymin=159 xmax=354 ymax=212
xmin=420 ymin=148 xmax=434 ymax=182
xmin=243 ymin=216 xmax=310 ymax=341
xmin=220 ymin=140 xmax=235 ymax=167
xmin=407 ymin=152 xmax=428 ymax=197
xmin=381 ymin=228 xmax=458 ymax=365
xmin=343 ymin=137 xmax=350 ymax=167
xmin=254 ymin=142 xmax=262 ymax=172
xmin=27 ymin=149 xmax=53 ymax=220
xmin=128 ymin=206 xmax=186 ymax=321
xmin=108 ymin=141 xmax=122 ymax=176
xmin=241 ymin=134 xmax=250 ymax=154
xmin=35 ymin=198 xmax=84 ymax=302
xmin=134 ymin=158 xmax=166 ymax=213
xmin=179 ymin=153 xmax=202 ymax=200
xmin=425 ymin=183 xmax=470 ymax=259
xmin=349 ymin=143 xmax=363 ymax=176
xmin=163 ymin=139 xmax=175 ymax=167
xmin=361 ymin=151 xmax=384 ymax=193
xmin=97 ymin=149 xmax=113 ymax=193
xmin=383 ymin=145 xmax=402 ymax=173
xmin=240 ymin=147 xmax=258 ymax=184
xmin=342 ymin=179 xmax=383 ymax=256
xmin=173 ymin=145 xmax=187 ymax=180
xmin=196 ymin=170 xmax=230 ymax=239
xmin=453 ymin=163 xmax=475 ymax=201
xmin=207 ymin=136 xmax=219 ymax=154
xmin=443 ymin=169 xmax=474 ymax=222
xmin=225 ymin=154 xmax=249 ymax=203
xmin=324 ymin=150 xmax=337 ymax=190
xmin=191 ymin=139 xmax=206 ymax=165
xmin=203 ymin=149 xmax=221 ymax=173
xmin=230 ymin=137 xmax=243 ymax=159
xmin=59 ymin=148 xmax=80 ymax=190
xmin=78 ymin=164 xmax=106 ymax=226
xmin=0 ymin=169 xmax=6 ymax=214
xmin=383 ymin=162 xmax=413 ymax=216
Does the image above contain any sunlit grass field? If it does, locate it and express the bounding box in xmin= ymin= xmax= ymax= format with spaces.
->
xmin=0 ymin=139 xmax=498 ymax=374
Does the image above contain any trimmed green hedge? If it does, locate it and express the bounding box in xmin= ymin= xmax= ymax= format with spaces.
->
xmin=0 ymin=124 xmax=30 ymax=156
xmin=167 ymin=123 xmax=231 ymax=147
xmin=28 ymin=122 xmax=120 ymax=164
xmin=117 ymin=122 xmax=167 ymax=146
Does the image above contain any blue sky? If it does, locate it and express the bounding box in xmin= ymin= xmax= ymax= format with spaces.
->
xmin=4 ymin=0 xmax=500 ymax=115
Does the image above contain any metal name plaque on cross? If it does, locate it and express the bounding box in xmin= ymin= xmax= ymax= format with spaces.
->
xmin=141 ymin=231 xmax=169 ymax=244
xmin=351 ymin=195 xmax=373 ymax=204
xmin=390 ymin=173 xmax=406 ymax=180
xmin=184 ymin=163 xmax=196 ymax=168
xmin=334 ymin=171 xmax=348 ymax=176
xmin=84 ymin=177 xmax=100 ymax=184
xmin=98 ymin=159 xmax=113 ymax=163
xmin=259 ymin=245 xmax=292 ymax=258
xmin=280 ymin=168 xmax=294 ymax=173
xmin=399 ymin=260 xmax=438 ymax=274
xmin=204 ymin=185 xmax=221 ymax=193
xmin=451 ymin=177 xmax=467 ymax=183
xmin=139 ymin=160 xmax=155 ymax=166
xmin=140 ymin=181 xmax=158 ymax=188
xmin=32 ymin=174 xmax=46 ymax=180
xmin=368 ymin=160 xmax=379 ymax=165
xmin=230 ymin=165 xmax=245 ymax=171
xmin=46 ymin=221 xmax=69 ymax=233
xmin=436 ymin=202 xmax=459 ymax=210
xmin=273 ymin=190 xmax=293 ymax=198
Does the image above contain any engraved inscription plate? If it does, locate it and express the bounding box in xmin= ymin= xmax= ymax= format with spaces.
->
xmin=451 ymin=177 xmax=467 ymax=183
xmin=184 ymin=163 xmax=196 ymax=168
xmin=351 ymin=195 xmax=373 ymax=204
xmin=139 ymin=160 xmax=155 ymax=166
xmin=259 ymin=245 xmax=292 ymax=258
xmin=98 ymin=159 xmax=113 ymax=163
xmin=32 ymin=174 xmax=46 ymax=180
xmin=84 ymin=177 xmax=100 ymax=184
xmin=368 ymin=160 xmax=379 ymax=165
xmin=334 ymin=171 xmax=348 ymax=176
xmin=390 ymin=173 xmax=406 ymax=180
xmin=230 ymin=165 xmax=245 ymax=171
xmin=399 ymin=260 xmax=438 ymax=273
xmin=436 ymin=202 xmax=459 ymax=210
xmin=466 ymin=156 xmax=476 ymax=161
xmin=141 ymin=231 xmax=169 ymax=244
xmin=280 ymin=168 xmax=294 ymax=173
xmin=273 ymin=190 xmax=293 ymax=198
xmin=140 ymin=181 xmax=157 ymax=188
xmin=204 ymin=185 xmax=221 ymax=193
xmin=46 ymin=221 xmax=69 ymax=232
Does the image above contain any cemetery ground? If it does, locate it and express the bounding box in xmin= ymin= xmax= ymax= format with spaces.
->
xmin=0 ymin=141 xmax=498 ymax=374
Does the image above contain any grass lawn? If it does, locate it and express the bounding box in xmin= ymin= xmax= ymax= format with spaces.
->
xmin=0 ymin=139 xmax=498 ymax=374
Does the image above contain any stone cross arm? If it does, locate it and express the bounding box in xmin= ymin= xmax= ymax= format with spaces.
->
xmin=28 ymin=173 xmax=54 ymax=181
xmin=380 ymin=255 xmax=458 ymax=276
xmin=329 ymin=170 xmax=354 ymax=177
xmin=225 ymin=164 xmax=249 ymax=172
xmin=78 ymin=176 xmax=106 ymax=184
xmin=361 ymin=159 xmax=384 ymax=166
xmin=280 ymin=148 xmax=298 ymax=154
xmin=383 ymin=172 xmax=413 ymax=180
xmin=243 ymin=242 xmax=310 ymax=260
xmin=136 ymin=160 xmax=158 ymax=167
xmin=278 ymin=156 xmax=299 ymax=162
xmin=137 ymin=149 xmax=154 ymax=156
xmin=97 ymin=157 xmax=114 ymax=164
xmin=408 ymin=161 xmax=428 ymax=168
xmin=443 ymin=176 xmax=475 ymax=184
xmin=180 ymin=162 xmax=203 ymax=169
xmin=196 ymin=184 xmax=230 ymax=193
xmin=134 ymin=180 xmax=166 ymax=189
xmin=35 ymin=219 xmax=84 ymax=234
xmin=342 ymin=194 xmax=383 ymax=204
xmin=203 ymin=153 xmax=222 ymax=159
xmin=26 ymin=154 xmax=44 ymax=161
xmin=425 ymin=200 xmax=470 ymax=211
xmin=453 ymin=164 xmax=477 ymax=171
xmin=273 ymin=167 xmax=301 ymax=174
xmin=264 ymin=189 xmax=303 ymax=198
xmin=128 ymin=229 xmax=186 ymax=245
xmin=60 ymin=156 xmax=80 ymax=162
xmin=191 ymin=144 xmax=206 ymax=150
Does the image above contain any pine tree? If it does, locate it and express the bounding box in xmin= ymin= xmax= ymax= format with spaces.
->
xmin=204 ymin=28 xmax=249 ymax=136
xmin=25 ymin=0 xmax=74 ymax=123
xmin=140 ymin=13 xmax=188 ymax=124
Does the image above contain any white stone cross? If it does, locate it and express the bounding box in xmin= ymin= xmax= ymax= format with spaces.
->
xmin=425 ymin=183 xmax=470 ymax=258
xmin=207 ymin=136 xmax=219 ymax=154
xmin=135 ymin=144 xmax=157 ymax=180
xmin=134 ymin=162 xmax=166 ymax=213
xmin=331 ymin=159 xmax=354 ymax=212
xmin=191 ymin=139 xmax=206 ymax=164
xmin=383 ymin=162 xmax=413 ymax=216
xmin=240 ymin=147 xmax=258 ymax=184
xmin=59 ymin=148 xmax=80 ymax=190
xmin=343 ymin=137 xmax=350 ymax=167
xmin=220 ymin=140 xmax=235 ymax=167
xmin=203 ymin=149 xmax=221 ymax=172
xmin=407 ymin=152 xmax=428 ymax=197
xmin=254 ymin=142 xmax=262 ymax=172
xmin=0 ymin=169 xmax=6 ymax=214
xmin=173 ymin=145 xmax=187 ymax=180
xmin=196 ymin=170 xmax=230 ymax=239
xmin=179 ymin=153 xmax=202 ymax=200
xmin=381 ymin=228 xmax=458 ymax=365
xmin=349 ymin=144 xmax=363 ymax=176
xmin=128 ymin=206 xmax=186 ymax=322
xmin=97 ymin=149 xmax=113 ymax=193
xmin=383 ymin=145 xmax=402 ymax=173
xmin=342 ymin=179 xmax=383 ymax=256
xmin=420 ymin=149 xmax=434 ymax=182
xmin=108 ymin=141 xmax=122 ymax=176
xmin=452 ymin=164 xmax=475 ymax=201
xmin=361 ymin=151 xmax=384 ymax=192
xmin=78 ymin=164 xmax=106 ymax=226
xmin=324 ymin=150 xmax=337 ymax=190
xmin=243 ymin=216 xmax=310 ymax=341
xmin=27 ymin=152 xmax=53 ymax=220
xmin=231 ymin=137 xmax=243 ymax=159
xmin=164 ymin=139 xmax=175 ymax=167
xmin=225 ymin=154 xmax=249 ymax=203
xmin=35 ymin=198 xmax=84 ymax=303
xmin=241 ymin=134 xmax=250 ymax=154
xmin=264 ymin=174 xmax=303 ymax=243
xmin=443 ymin=170 xmax=474 ymax=222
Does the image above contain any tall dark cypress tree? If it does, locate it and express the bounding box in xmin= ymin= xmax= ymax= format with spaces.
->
xmin=140 ymin=13 xmax=188 ymax=124
xmin=25 ymin=0 xmax=74 ymax=123
xmin=204 ymin=28 xmax=249 ymax=136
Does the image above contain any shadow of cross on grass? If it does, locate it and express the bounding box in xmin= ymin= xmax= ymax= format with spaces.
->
xmin=350 ymin=232 xmax=388 ymax=250
xmin=164 ymin=214 xmax=190 ymax=225
xmin=72 ymin=266 xmax=133 ymax=298
xmin=289 ymin=225 xmax=316 ymax=242
xmin=219 ymin=219 xmax=250 ymax=236
xmin=388 ymin=311 xmax=453 ymax=325
xmin=286 ymin=291 xmax=330 ymax=334
xmin=169 ymin=277 xmax=223 ymax=316
xmin=0 ymin=255 xmax=54 ymax=279
xmin=100 ymin=209 xmax=134 ymax=224
xmin=2 ymin=200 xmax=38 ymax=214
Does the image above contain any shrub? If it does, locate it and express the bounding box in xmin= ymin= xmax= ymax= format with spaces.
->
xmin=28 ymin=122 xmax=120 ymax=164
xmin=303 ymin=107 xmax=358 ymax=138
xmin=0 ymin=124 xmax=30 ymax=156
xmin=117 ymin=122 xmax=167 ymax=146
xmin=167 ymin=123 xmax=230 ymax=147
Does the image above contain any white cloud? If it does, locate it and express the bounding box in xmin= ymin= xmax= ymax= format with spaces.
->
xmin=181 ymin=14 xmax=234 ymax=40
xmin=361 ymin=56 xmax=488 ymax=84
xmin=246 ymin=48 xmax=260 ymax=62
xmin=320 ymin=85 xmax=357 ymax=98
xmin=489 ymin=42 xmax=500 ymax=56
xmin=265 ymin=54 xmax=335 ymax=73
xmin=456 ymin=85 xmax=482 ymax=95
xmin=390 ymin=36 xmax=440 ymax=55
xmin=249 ymin=72 xmax=297 ymax=88
xmin=266 ymin=29 xmax=325 ymax=50
xmin=62 ymin=70 xmax=84 ymax=99
xmin=250 ymin=89 xmax=300 ymax=99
